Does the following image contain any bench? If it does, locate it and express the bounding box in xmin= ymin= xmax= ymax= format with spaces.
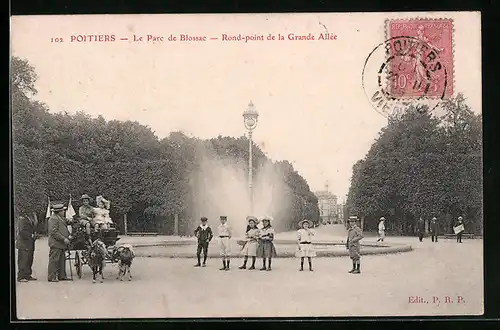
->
xmin=443 ymin=233 xmax=475 ymax=239
xmin=127 ymin=232 xmax=159 ymax=237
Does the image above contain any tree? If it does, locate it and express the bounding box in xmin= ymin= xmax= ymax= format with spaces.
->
xmin=12 ymin=57 xmax=320 ymax=234
xmin=347 ymin=96 xmax=482 ymax=235
xmin=11 ymin=56 xmax=38 ymax=97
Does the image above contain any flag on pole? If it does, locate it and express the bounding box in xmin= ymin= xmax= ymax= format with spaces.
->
xmin=45 ymin=197 xmax=52 ymax=219
xmin=66 ymin=194 xmax=76 ymax=220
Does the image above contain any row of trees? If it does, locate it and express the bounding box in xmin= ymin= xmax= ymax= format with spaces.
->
xmin=347 ymin=96 xmax=482 ymax=235
xmin=12 ymin=57 xmax=320 ymax=235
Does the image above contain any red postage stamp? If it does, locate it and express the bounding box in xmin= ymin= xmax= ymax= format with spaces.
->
xmin=385 ymin=18 xmax=454 ymax=99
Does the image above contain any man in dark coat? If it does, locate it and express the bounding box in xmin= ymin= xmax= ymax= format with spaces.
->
xmin=417 ymin=217 xmax=425 ymax=242
xmin=430 ymin=217 xmax=439 ymax=242
xmin=47 ymin=204 xmax=72 ymax=282
xmin=16 ymin=215 xmax=38 ymax=282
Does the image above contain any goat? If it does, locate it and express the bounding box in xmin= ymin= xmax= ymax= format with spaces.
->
xmin=115 ymin=244 xmax=135 ymax=281
xmin=88 ymin=239 xmax=108 ymax=283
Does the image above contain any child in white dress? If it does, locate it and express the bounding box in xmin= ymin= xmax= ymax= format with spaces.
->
xmin=296 ymin=219 xmax=316 ymax=271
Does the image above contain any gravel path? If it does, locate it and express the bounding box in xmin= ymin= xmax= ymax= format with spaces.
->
xmin=15 ymin=229 xmax=483 ymax=318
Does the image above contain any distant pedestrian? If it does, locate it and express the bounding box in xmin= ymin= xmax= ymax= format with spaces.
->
xmin=296 ymin=219 xmax=316 ymax=271
xmin=346 ymin=216 xmax=364 ymax=274
xmin=239 ymin=216 xmax=259 ymax=270
xmin=455 ymin=216 xmax=465 ymax=243
xmin=16 ymin=215 xmax=38 ymax=282
xmin=376 ymin=217 xmax=385 ymax=242
xmin=47 ymin=204 xmax=72 ymax=282
xmin=430 ymin=217 xmax=439 ymax=242
xmin=256 ymin=215 xmax=277 ymax=271
xmin=217 ymin=216 xmax=232 ymax=271
xmin=417 ymin=217 xmax=425 ymax=242
xmin=194 ymin=217 xmax=213 ymax=267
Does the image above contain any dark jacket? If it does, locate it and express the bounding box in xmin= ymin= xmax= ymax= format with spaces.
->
xmin=417 ymin=220 xmax=425 ymax=233
xmin=430 ymin=221 xmax=439 ymax=234
xmin=16 ymin=216 xmax=37 ymax=250
xmin=194 ymin=225 xmax=213 ymax=243
xmin=48 ymin=213 xmax=71 ymax=249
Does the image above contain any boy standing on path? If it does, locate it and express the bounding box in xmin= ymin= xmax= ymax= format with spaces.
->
xmin=217 ymin=216 xmax=232 ymax=271
xmin=194 ymin=217 xmax=213 ymax=267
xmin=346 ymin=216 xmax=364 ymax=274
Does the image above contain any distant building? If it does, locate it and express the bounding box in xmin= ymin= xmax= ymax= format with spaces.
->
xmin=335 ymin=204 xmax=344 ymax=222
xmin=315 ymin=182 xmax=339 ymax=224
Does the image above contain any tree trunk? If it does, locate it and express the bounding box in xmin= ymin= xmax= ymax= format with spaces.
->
xmin=174 ymin=213 xmax=179 ymax=236
xmin=124 ymin=213 xmax=128 ymax=235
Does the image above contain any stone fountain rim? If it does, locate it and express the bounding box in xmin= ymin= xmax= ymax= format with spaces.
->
xmin=130 ymin=239 xmax=413 ymax=258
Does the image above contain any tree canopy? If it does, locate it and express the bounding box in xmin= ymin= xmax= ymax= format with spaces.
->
xmin=347 ymin=98 xmax=482 ymax=235
xmin=11 ymin=56 xmax=320 ymax=234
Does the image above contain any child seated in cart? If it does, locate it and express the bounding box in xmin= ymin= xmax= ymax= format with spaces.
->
xmin=78 ymin=194 xmax=94 ymax=240
xmin=93 ymin=195 xmax=113 ymax=230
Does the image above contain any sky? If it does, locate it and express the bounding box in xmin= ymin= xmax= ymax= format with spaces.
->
xmin=11 ymin=12 xmax=481 ymax=200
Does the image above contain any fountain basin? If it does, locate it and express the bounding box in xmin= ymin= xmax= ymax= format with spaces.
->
xmin=131 ymin=238 xmax=412 ymax=258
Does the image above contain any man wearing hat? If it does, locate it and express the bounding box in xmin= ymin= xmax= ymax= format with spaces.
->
xmin=217 ymin=216 xmax=232 ymax=271
xmin=47 ymin=204 xmax=72 ymax=282
xmin=193 ymin=217 xmax=213 ymax=267
xmin=346 ymin=216 xmax=364 ymax=274
xmin=376 ymin=217 xmax=386 ymax=242
xmin=78 ymin=194 xmax=94 ymax=241
xmin=430 ymin=217 xmax=439 ymax=243
xmin=455 ymin=216 xmax=465 ymax=243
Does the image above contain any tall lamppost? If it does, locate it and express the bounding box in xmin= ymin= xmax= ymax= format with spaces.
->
xmin=243 ymin=101 xmax=259 ymax=214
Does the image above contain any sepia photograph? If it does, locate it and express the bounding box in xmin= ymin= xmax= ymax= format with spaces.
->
xmin=11 ymin=12 xmax=482 ymax=319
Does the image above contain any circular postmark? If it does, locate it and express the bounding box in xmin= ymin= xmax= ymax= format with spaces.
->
xmin=362 ymin=36 xmax=449 ymax=118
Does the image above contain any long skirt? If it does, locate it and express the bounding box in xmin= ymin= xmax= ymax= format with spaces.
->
xmin=295 ymin=243 xmax=316 ymax=258
xmin=241 ymin=240 xmax=258 ymax=257
xmin=256 ymin=241 xmax=277 ymax=258
xmin=348 ymin=244 xmax=361 ymax=261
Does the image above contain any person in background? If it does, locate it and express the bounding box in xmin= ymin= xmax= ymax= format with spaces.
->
xmin=256 ymin=215 xmax=277 ymax=271
xmin=239 ymin=216 xmax=260 ymax=270
xmin=217 ymin=216 xmax=232 ymax=271
xmin=376 ymin=217 xmax=386 ymax=242
xmin=346 ymin=216 xmax=364 ymax=274
xmin=296 ymin=219 xmax=316 ymax=271
xmin=47 ymin=204 xmax=72 ymax=282
xmin=16 ymin=215 xmax=39 ymax=282
xmin=417 ymin=217 xmax=425 ymax=242
xmin=430 ymin=217 xmax=439 ymax=242
xmin=194 ymin=217 xmax=213 ymax=267
xmin=455 ymin=216 xmax=465 ymax=243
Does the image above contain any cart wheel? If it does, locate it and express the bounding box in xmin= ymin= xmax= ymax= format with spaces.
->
xmin=75 ymin=251 xmax=82 ymax=279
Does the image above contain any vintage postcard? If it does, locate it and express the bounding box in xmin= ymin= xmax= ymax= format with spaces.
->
xmin=11 ymin=12 xmax=482 ymax=319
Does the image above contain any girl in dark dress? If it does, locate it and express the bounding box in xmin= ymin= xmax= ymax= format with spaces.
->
xmin=256 ymin=215 xmax=277 ymax=271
